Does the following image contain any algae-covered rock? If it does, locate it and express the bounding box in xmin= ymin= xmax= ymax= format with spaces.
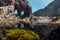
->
xmin=6 ymin=29 xmax=40 ymax=40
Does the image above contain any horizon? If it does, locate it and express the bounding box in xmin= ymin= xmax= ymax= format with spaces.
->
xmin=14 ymin=0 xmax=54 ymax=14
xmin=29 ymin=0 xmax=54 ymax=13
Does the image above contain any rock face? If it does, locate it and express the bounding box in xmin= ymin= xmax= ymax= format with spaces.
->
xmin=0 ymin=5 xmax=20 ymax=27
xmin=34 ymin=0 xmax=60 ymax=17
xmin=14 ymin=0 xmax=32 ymax=18
xmin=0 ymin=5 xmax=14 ymax=15
xmin=0 ymin=0 xmax=14 ymax=6
xmin=0 ymin=0 xmax=32 ymax=27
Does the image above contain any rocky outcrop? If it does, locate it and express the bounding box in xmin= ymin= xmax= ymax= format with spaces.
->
xmin=14 ymin=0 xmax=32 ymax=18
xmin=0 ymin=0 xmax=32 ymax=27
xmin=0 ymin=5 xmax=19 ymax=27
xmin=0 ymin=0 xmax=14 ymax=6
xmin=34 ymin=0 xmax=60 ymax=17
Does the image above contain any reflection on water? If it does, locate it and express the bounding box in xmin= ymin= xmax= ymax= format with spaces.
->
xmin=14 ymin=23 xmax=24 ymax=28
xmin=21 ymin=23 xmax=24 ymax=28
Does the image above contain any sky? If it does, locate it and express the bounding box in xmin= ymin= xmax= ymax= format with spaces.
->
xmin=14 ymin=0 xmax=54 ymax=14
xmin=28 ymin=0 xmax=54 ymax=13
